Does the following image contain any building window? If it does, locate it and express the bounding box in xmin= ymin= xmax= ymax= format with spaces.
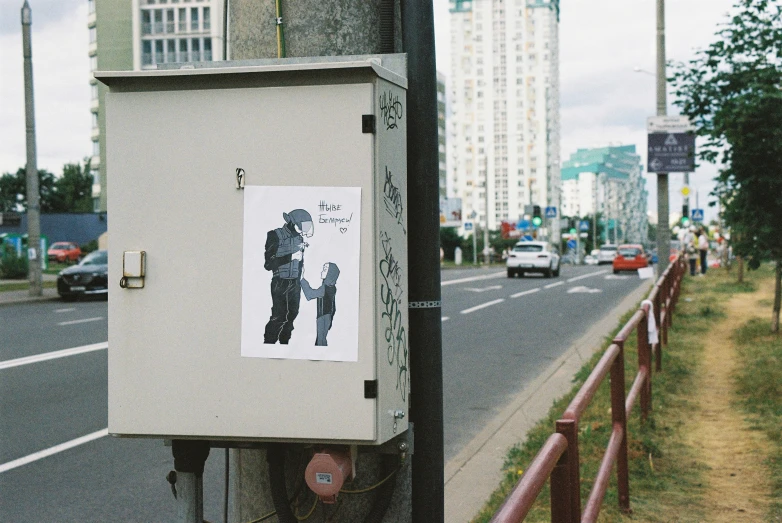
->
xmin=142 ymin=40 xmax=153 ymax=65
xmin=191 ymin=38 xmax=200 ymax=61
xmin=167 ymin=39 xmax=176 ymax=62
xmin=154 ymin=9 xmax=164 ymax=33
xmin=91 ymin=112 xmax=99 ymax=129
xmin=155 ymin=40 xmax=164 ymax=63
xmin=203 ymin=38 xmax=212 ymax=61
xmin=203 ymin=7 xmax=210 ymax=30
xmin=90 ymin=55 xmax=98 ymax=71
xmin=88 ymin=0 xmax=95 ymax=14
xmin=178 ymin=8 xmax=187 ymax=32
xmin=91 ymin=84 xmax=99 ymax=100
xmin=89 ymin=27 xmax=97 ymax=43
xmin=191 ymin=7 xmax=199 ymax=31
xmin=92 ymin=140 xmax=100 ymax=156
xmin=179 ymin=38 xmax=189 ymax=61
xmin=142 ymin=11 xmax=152 ymax=34
xmin=166 ymin=9 xmax=175 ymax=33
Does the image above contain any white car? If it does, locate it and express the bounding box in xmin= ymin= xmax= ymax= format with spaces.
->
xmin=597 ymin=244 xmax=618 ymax=265
xmin=506 ymin=241 xmax=560 ymax=278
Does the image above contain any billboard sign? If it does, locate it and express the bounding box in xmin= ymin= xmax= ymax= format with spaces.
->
xmin=439 ymin=197 xmax=463 ymax=227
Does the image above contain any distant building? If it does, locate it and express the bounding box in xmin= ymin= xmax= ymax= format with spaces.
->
xmin=89 ymin=0 xmax=224 ymax=213
xmin=448 ymin=0 xmax=560 ymax=232
xmin=560 ymin=145 xmax=649 ymax=245
xmin=438 ymin=71 xmax=447 ymax=199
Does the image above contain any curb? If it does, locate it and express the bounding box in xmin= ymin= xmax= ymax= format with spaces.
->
xmin=443 ymin=279 xmax=654 ymax=522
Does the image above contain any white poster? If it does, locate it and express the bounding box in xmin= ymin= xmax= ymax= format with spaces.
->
xmin=241 ymin=186 xmax=361 ymax=361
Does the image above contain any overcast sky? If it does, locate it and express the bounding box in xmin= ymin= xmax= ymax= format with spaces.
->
xmin=0 ymin=0 xmax=739 ymax=222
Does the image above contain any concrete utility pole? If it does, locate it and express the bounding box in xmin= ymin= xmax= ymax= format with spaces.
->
xmin=224 ymin=2 xmax=442 ymax=521
xmin=21 ymin=0 xmax=42 ymax=297
xmin=655 ymin=0 xmax=670 ymax=276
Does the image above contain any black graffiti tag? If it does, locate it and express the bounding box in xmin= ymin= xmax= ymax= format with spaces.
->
xmin=379 ymin=90 xmax=403 ymax=131
xmin=383 ymin=167 xmax=406 ymax=233
xmin=379 ymin=231 xmax=408 ymax=401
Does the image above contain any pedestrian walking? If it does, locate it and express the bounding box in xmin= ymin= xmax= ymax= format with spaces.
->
xmin=684 ymin=227 xmax=698 ymax=276
xmin=698 ymin=227 xmax=709 ymax=275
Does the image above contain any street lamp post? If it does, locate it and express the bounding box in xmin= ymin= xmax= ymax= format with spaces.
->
xmin=21 ymin=0 xmax=42 ymax=297
xmin=655 ymin=0 xmax=671 ymax=275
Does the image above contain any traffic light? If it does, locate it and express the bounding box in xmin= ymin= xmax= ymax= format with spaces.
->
xmin=532 ymin=205 xmax=542 ymax=227
xmin=681 ymin=204 xmax=690 ymax=227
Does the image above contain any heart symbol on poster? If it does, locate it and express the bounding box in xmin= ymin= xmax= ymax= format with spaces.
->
xmin=340 ymin=227 xmax=348 ymax=234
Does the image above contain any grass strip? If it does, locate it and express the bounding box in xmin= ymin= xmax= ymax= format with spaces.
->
xmin=0 ymin=281 xmax=57 ymax=293
xmin=472 ymin=264 xmax=775 ymax=522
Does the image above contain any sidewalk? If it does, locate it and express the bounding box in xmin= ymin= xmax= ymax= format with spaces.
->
xmin=0 ymin=274 xmax=60 ymax=306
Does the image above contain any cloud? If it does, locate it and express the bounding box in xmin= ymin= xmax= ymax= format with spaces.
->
xmin=0 ymin=0 xmax=83 ymax=36
xmin=0 ymin=2 xmax=90 ymax=175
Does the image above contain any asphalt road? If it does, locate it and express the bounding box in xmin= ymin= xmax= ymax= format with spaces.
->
xmin=440 ymin=264 xmax=648 ymax=460
xmin=0 ymin=264 xmax=648 ymax=521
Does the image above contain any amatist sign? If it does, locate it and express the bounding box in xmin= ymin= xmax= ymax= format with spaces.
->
xmin=647 ymin=132 xmax=695 ymax=173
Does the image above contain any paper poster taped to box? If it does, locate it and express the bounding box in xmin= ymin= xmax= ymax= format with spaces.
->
xmin=242 ymin=186 xmax=361 ymax=361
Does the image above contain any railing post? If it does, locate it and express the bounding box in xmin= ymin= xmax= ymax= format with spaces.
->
xmin=653 ymin=290 xmax=662 ymax=371
xmin=609 ymin=341 xmax=631 ymax=513
xmin=556 ymin=419 xmax=580 ymax=523
xmin=550 ymin=427 xmax=572 ymax=523
xmin=637 ymin=307 xmax=651 ymax=421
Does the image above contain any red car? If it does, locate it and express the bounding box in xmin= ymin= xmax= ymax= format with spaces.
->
xmin=612 ymin=244 xmax=649 ymax=274
xmin=48 ymin=242 xmax=82 ymax=263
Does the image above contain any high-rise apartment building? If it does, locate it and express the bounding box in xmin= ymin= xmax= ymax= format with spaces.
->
xmin=89 ymin=0 xmax=224 ymax=212
xmin=560 ymin=145 xmax=649 ymax=245
xmin=448 ymin=0 xmax=560 ymax=232
xmin=437 ymin=71 xmax=447 ymax=198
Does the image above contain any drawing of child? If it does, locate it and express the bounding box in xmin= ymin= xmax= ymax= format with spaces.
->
xmin=301 ymin=263 xmax=340 ymax=346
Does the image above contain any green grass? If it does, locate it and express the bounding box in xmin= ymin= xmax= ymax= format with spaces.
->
xmin=471 ymin=264 xmax=780 ymax=522
xmin=733 ymin=316 xmax=782 ymax=521
xmin=0 ymin=281 xmax=57 ymax=292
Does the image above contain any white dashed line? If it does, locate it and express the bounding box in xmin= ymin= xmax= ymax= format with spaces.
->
xmin=58 ymin=317 xmax=103 ymax=326
xmin=544 ymin=281 xmax=564 ymax=289
xmin=460 ymin=299 xmax=505 ymax=315
xmin=0 ymin=429 xmax=109 ymax=474
xmin=54 ymin=308 xmax=76 ymax=313
xmin=566 ymin=270 xmax=608 ymax=283
xmin=510 ymin=288 xmax=541 ymax=299
xmin=442 ymin=316 xmax=450 ymax=322
xmin=0 ymin=342 xmax=108 ymax=370
xmin=442 ymin=271 xmax=506 ymax=286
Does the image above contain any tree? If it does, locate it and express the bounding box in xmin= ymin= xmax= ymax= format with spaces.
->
xmin=0 ymin=159 xmax=92 ymax=213
xmin=670 ymin=0 xmax=782 ymax=332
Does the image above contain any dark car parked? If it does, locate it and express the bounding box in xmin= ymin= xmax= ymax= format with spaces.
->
xmin=57 ymin=250 xmax=108 ymax=301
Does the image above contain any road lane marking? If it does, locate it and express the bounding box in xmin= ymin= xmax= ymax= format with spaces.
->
xmin=566 ymin=270 xmax=608 ymax=283
xmin=54 ymin=308 xmax=76 ymax=313
xmin=510 ymin=288 xmax=541 ymax=299
xmin=442 ymin=316 xmax=450 ymax=322
xmin=58 ymin=317 xmax=103 ymax=326
xmin=544 ymin=281 xmax=564 ymax=289
xmin=0 ymin=428 xmax=109 ymax=474
xmin=0 ymin=342 xmax=108 ymax=370
xmin=441 ymin=271 xmax=506 ymax=286
xmin=460 ymin=298 xmax=505 ymax=315
xmin=604 ymin=274 xmax=630 ymax=280
xmin=567 ymin=286 xmax=602 ymax=294
xmin=464 ymin=285 xmax=503 ymax=293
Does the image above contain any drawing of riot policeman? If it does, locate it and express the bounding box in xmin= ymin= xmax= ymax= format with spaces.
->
xmin=263 ymin=209 xmax=314 ymax=344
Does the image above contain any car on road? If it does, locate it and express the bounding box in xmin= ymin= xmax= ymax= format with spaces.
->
xmin=57 ymin=249 xmax=108 ymax=301
xmin=596 ymin=244 xmax=618 ymax=265
xmin=612 ymin=244 xmax=649 ymax=274
xmin=506 ymin=241 xmax=560 ymax=278
xmin=47 ymin=242 xmax=81 ymax=263
xmin=584 ymin=254 xmax=598 ymax=265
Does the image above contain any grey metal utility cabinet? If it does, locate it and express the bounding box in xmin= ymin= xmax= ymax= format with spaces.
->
xmin=96 ymin=56 xmax=409 ymax=445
